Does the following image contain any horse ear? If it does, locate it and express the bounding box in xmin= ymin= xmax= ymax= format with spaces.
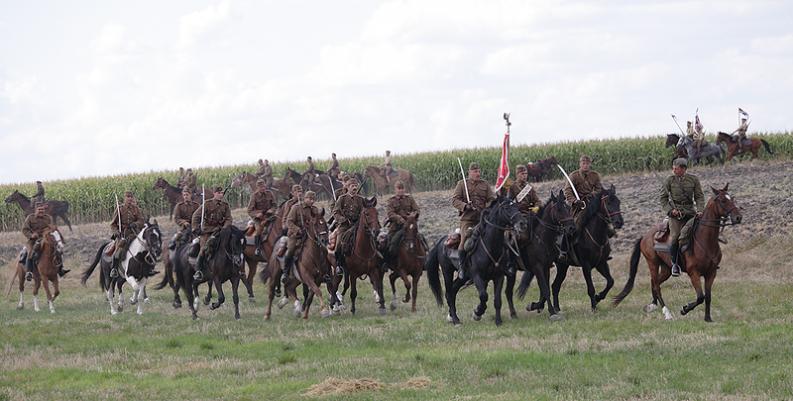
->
xmin=152 ymin=218 xmax=158 ymax=226
xmin=609 ymin=184 xmax=616 ymax=193
xmin=711 ymin=186 xmax=718 ymax=195
xmin=369 ymin=196 xmax=377 ymax=207
xmin=319 ymin=207 xmax=325 ymax=217
xmin=723 ymin=183 xmax=729 ymax=192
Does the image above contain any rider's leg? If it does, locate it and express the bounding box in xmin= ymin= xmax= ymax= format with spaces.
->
xmin=24 ymin=241 xmax=35 ymax=281
xmin=282 ymin=237 xmax=297 ymax=285
xmin=254 ymin=220 xmax=264 ymax=256
xmin=193 ymin=234 xmax=209 ymax=281
xmin=111 ymin=238 xmax=127 ymax=278
xmin=669 ymin=218 xmax=684 ymax=277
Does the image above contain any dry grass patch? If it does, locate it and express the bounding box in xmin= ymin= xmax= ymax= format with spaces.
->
xmin=303 ymin=377 xmax=384 ymax=397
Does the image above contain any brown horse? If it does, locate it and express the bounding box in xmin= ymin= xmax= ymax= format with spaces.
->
xmin=262 ymin=209 xmax=336 ymax=319
xmin=4 ymin=191 xmax=72 ymax=231
xmin=716 ymin=132 xmax=774 ymax=161
xmin=153 ymin=177 xmax=211 ymax=219
xmin=525 ymin=156 xmax=558 ymax=182
xmin=14 ymin=227 xmax=65 ymax=313
xmin=239 ymin=202 xmax=287 ymax=301
xmin=386 ymin=212 xmax=425 ymax=312
xmin=613 ymin=184 xmax=742 ymax=322
xmin=364 ymin=166 xmax=415 ymax=195
xmin=231 ymin=172 xmax=259 ymax=193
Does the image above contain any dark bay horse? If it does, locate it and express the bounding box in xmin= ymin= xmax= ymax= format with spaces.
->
xmin=676 ymin=135 xmax=724 ymax=165
xmin=428 ymin=196 xmax=526 ymax=326
xmin=4 ymin=190 xmax=72 ymax=231
xmin=82 ymin=221 xmax=162 ymax=315
xmin=716 ymin=132 xmax=774 ymax=161
xmin=525 ymin=156 xmax=558 ymax=182
xmin=203 ymin=226 xmax=246 ymax=319
xmin=154 ymin=177 xmax=211 ymax=219
xmin=364 ymin=166 xmax=415 ymax=195
xmin=15 ymin=227 xmax=65 ymax=313
xmin=239 ymin=202 xmax=287 ymax=301
xmin=515 ymin=190 xmax=576 ymax=319
xmin=157 ymin=232 xmax=217 ymax=320
xmin=386 ymin=212 xmax=425 ymax=312
xmin=551 ymin=186 xmax=624 ymax=312
xmin=613 ymin=184 xmax=741 ymax=322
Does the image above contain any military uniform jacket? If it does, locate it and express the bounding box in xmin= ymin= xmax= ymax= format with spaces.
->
xmin=173 ymin=200 xmax=199 ymax=228
xmin=452 ymin=178 xmax=495 ymax=223
xmin=185 ymin=174 xmax=197 ymax=190
xmin=257 ymin=164 xmax=272 ymax=178
xmin=111 ymin=204 xmax=145 ymax=235
xmin=660 ymin=174 xmax=705 ymax=218
xmin=509 ymin=180 xmax=542 ymax=214
xmin=191 ymin=199 xmax=232 ymax=234
xmin=23 ymin=214 xmax=53 ymax=240
xmin=248 ymin=189 xmax=276 ymax=219
xmin=564 ymin=170 xmax=603 ymax=203
xmin=386 ymin=194 xmax=419 ymax=226
xmin=333 ymin=193 xmax=365 ymax=226
xmin=281 ymin=198 xmax=300 ymax=227
xmin=286 ymin=203 xmax=323 ymax=239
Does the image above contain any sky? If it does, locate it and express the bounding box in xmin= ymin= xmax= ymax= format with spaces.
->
xmin=1 ymin=0 xmax=792 ymax=184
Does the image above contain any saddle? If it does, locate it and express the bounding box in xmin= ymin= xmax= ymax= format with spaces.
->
xmin=104 ymin=242 xmax=116 ymax=256
xmin=275 ymin=236 xmax=288 ymax=257
xmin=653 ymin=220 xmax=670 ymax=242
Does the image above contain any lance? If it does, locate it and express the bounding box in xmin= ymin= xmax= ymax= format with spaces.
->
xmin=456 ymin=157 xmax=470 ymax=203
xmin=327 ymin=175 xmax=337 ymax=202
xmin=200 ymin=184 xmax=206 ymax=232
xmin=670 ymin=114 xmax=685 ymax=136
xmin=557 ymin=164 xmax=580 ymax=201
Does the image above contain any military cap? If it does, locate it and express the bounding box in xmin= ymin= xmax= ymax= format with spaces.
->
xmin=673 ymin=158 xmax=688 ymax=168
xmin=181 ymin=188 xmax=191 ymax=194
xmin=213 ymin=186 xmax=224 ymax=193
xmin=394 ymin=180 xmax=405 ymax=189
xmin=256 ymin=178 xmax=266 ymax=186
xmin=124 ymin=191 xmax=134 ymax=197
xmin=515 ymin=164 xmax=527 ymax=173
xmin=341 ymin=173 xmax=350 ymax=182
xmin=579 ymin=154 xmax=592 ymax=162
xmin=34 ymin=201 xmax=47 ymax=208
xmin=468 ymin=162 xmax=480 ymax=170
xmin=304 ymin=191 xmax=316 ymax=199
xmin=348 ymin=178 xmax=359 ymax=186
xmin=291 ymin=184 xmax=303 ymax=192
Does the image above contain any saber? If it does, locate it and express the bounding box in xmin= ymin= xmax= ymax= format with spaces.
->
xmin=200 ymin=184 xmax=206 ymax=232
xmin=456 ymin=157 xmax=470 ymax=203
xmin=670 ymin=114 xmax=685 ymax=136
xmin=328 ymin=175 xmax=337 ymax=202
xmin=557 ymin=164 xmax=580 ymax=201
xmin=115 ymin=193 xmax=122 ymax=234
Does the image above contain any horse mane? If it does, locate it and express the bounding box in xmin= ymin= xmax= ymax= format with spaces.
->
xmin=581 ymin=189 xmax=604 ymax=223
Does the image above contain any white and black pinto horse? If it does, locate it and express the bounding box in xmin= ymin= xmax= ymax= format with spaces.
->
xmin=82 ymin=221 xmax=163 ymax=315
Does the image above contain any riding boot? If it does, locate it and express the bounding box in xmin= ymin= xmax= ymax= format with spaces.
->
xmin=193 ymin=254 xmax=206 ymax=281
xmin=670 ymin=242 xmax=681 ymax=277
xmin=457 ymin=249 xmax=467 ymax=280
xmin=110 ymin=256 xmax=120 ymax=279
xmin=282 ymin=255 xmax=294 ymax=285
xmin=254 ymin=235 xmax=262 ymax=257
xmin=335 ymin=248 xmax=345 ymax=270
xmin=25 ymin=257 xmax=35 ymax=281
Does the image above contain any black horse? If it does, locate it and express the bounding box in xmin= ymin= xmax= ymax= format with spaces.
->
xmin=82 ymin=221 xmax=162 ymax=316
xmin=427 ymin=196 xmax=527 ymax=326
xmin=200 ymin=226 xmax=246 ymax=319
xmin=542 ymin=186 xmax=624 ymax=313
xmin=515 ymin=190 xmax=576 ymax=313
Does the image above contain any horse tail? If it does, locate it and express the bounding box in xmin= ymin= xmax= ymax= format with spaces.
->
xmin=60 ymin=202 xmax=73 ymax=231
xmin=761 ymin=139 xmax=774 ymax=155
xmin=425 ymin=237 xmax=444 ymax=307
xmin=612 ymin=238 xmax=642 ymax=306
xmin=153 ymin=252 xmax=174 ymax=290
xmin=82 ymin=241 xmax=109 ymax=286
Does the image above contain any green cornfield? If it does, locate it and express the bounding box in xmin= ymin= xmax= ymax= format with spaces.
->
xmin=2 ymin=132 xmax=790 ymax=231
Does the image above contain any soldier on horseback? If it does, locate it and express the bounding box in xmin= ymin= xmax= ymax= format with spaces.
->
xmin=110 ymin=191 xmax=146 ymax=279
xmin=328 ymin=153 xmax=340 ymax=179
xmin=170 ymin=188 xmax=199 ymax=250
xmin=256 ymin=159 xmax=273 ymax=187
xmin=282 ymin=191 xmax=325 ymax=283
xmin=184 ymin=168 xmax=197 ymax=194
xmin=383 ymin=180 xmax=420 ymax=267
xmin=32 ymin=181 xmax=46 ymax=204
xmin=660 ymin=158 xmax=705 ymax=277
xmin=281 ymin=184 xmax=304 ymax=234
xmin=452 ymin=162 xmax=495 ymax=278
xmin=561 ymin=155 xmax=615 ymax=262
xmin=176 ymin=167 xmax=186 ymax=189
xmin=331 ymin=178 xmax=365 ymax=270
xmin=191 ymin=186 xmax=232 ymax=281
xmin=509 ymin=164 xmax=542 ymax=215
xmin=732 ymin=117 xmax=750 ymax=153
xmin=22 ymin=202 xmax=68 ymax=281
xmin=248 ymin=179 xmax=277 ymax=256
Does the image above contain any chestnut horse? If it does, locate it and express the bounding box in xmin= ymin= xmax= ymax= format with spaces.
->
xmin=239 ymin=202 xmax=287 ymax=301
xmin=613 ymin=184 xmax=742 ymax=321
xmin=364 ymin=166 xmax=415 ymax=195
xmin=14 ymin=227 xmax=65 ymax=313
xmin=232 ymin=171 xmax=292 ymax=201
xmin=716 ymin=132 xmax=774 ymax=161
xmin=386 ymin=212 xmax=425 ymax=312
xmin=525 ymin=156 xmax=558 ymax=182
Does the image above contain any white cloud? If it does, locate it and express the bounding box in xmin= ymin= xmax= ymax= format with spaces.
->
xmin=177 ymin=0 xmax=231 ymax=49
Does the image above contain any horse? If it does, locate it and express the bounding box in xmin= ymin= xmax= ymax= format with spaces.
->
xmin=153 ymin=177 xmax=211 ymax=219
xmin=238 ymin=202 xmax=287 ymax=302
xmin=4 ymin=190 xmax=73 ymax=231
xmin=716 ymin=132 xmax=774 ymax=162
xmin=202 ymin=226 xmax=246 ymax=319
xmin=82 ymin=220 xmax=163 ymax=315
xmin=613 ymin=184 xmax=742 ymax=321
xmin=385 ymin=212 xmax=425 ymax=313
xmin=547 ymin=185 xmax=624 ymax=312
xmin=363 ymin=166 xmax=415 ymax=195
xmin=525 ymin=156 xmax=558 ymax=182
xmin=676 ymin=135 xmax=724 ymax=165
xmin=427 ymin=196 xmax=527 ymax=326
xmin=299 ymin=173 xmax=337 ymax=200
xmin=230 ymin=172 xmax=259 ymax=193
xmin=514 ymin=190 xmax=576 ymax=319
xmin=262 ymin=209 xmax=336 ymax=319
xmin=155 ymin=230 xmax=219 ymax=320
xmin=14 ymin=227 xmax=66 ymax=313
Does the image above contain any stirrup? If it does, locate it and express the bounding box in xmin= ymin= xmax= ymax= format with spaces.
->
xmin=109 ymin=268 xmax=119 ymax=279
xmin=193 ymin=270 xmax=204 ymax=281
xmin=25 ymin=271 xmax=33 ymax=282
xmin=671 ymin=263 xmax=681 ymax=277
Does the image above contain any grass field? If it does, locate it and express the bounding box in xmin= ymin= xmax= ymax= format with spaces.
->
xmin=2 ymin=233 xmax=793 ymax=401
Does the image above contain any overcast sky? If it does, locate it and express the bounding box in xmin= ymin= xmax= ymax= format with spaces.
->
xmin=1 ymin=0 xmax=792 ymax=184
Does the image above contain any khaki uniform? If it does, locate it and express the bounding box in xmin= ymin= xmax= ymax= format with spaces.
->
xmin=281 ymin=197 xmax=301 ymax=229
xmin=564 ymin=169 xmax=603 ymax=226
xmin=191 ymin=199 xmax=232 ymax=250
xmin=111 ymin=203 xmax=146 ymax=258
xmin=332 ymin=193 xmax=365 ymax=250
xmin=384 ymin=155 xmax=393 ymax=177
xmin=734 ymin=121 xmax=749 ymax=146
xmin=257 ymin=164 xmax=273 ymax=187
xmin=508 ymin=179 xmax=542 ymax=214
xmin=184 ymin=173 xmax=197 ymax=193
xmin=248 ymin=189 xmax=277 ymax=237
xmin=23 ymin=214 xmax=53 ymax=254
xmin=328 ymin=158 xmax=340 ymax=178
xmin=329 ymin=187 xmax=347 ymax=211
xmin=32 ymin=183 xmax=46 ymax=204
xmin=659 ymin=173 xmax=705 ymax=244
xmin=173 ymin=200 xmax=199 ymax=229
xmin=285 ymin=203 xmax=324 ymax=259
xmin=452 ymin=178 xmax=495 ymax=250
xmin=386 ymin=194 xmax=419 ymax=234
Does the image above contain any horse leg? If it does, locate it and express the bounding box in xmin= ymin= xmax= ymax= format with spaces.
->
xmin=400 ymin=269 xmax=412 ymax=304
xmin=32 ymin=276 xmax=41 ymax=312
xmin=681 ymin=270 xmax=705 ymax=317
xmin=594 ymin=261 xmax=615 ymax=306
xmin=117 ymin=282 xmax=125 ymax=312
xmin=373 ymin=270 xmax=387 ymax=315
xmin=184 ymin=276 xmax=198 ymax=320
xmin=136 ymin=278 xmax=148 ymax=315
xmin=504 ymin=272 xmax=517 ymax=319
xmin=703 ymin=271 xmax=716 ymax=322
xmin=411 ymin=272 xmax=420 ymax=313
xmin=388 ymin=271 xmax=399 ymax=311
xmin=306 ymin=275 xmax=329 ymax=319
xmin=210 ymin=277 xmax=225 ymax=310
xmin=581 ymin=263 xmax=599 ymax=312
xmin=493 ymin=275 xmax=504 ymax=326
xmin=51 ymin=278 xmax=60 ymax=312
xmin=550 ymin=264 xmax=569 ymax=313
xmin=265 ymin=265 xmax=277 ymax=320
xmin=349 ymin=276 xmax=358 ymax=315
xmin=471 ymin=274 xmax=488 ymax=321
xmin=649 ymin=260 xmax=673 ymax=320
xmin=107 ymin=283 xmax=118 ymax=315
xmin=17 ymin=267 xmax=25 ymax=310
xmin=204 ymin=281 xmax=213 ymax=305
xmin=303 ymin=289 xmax=314 ymax=320
xmin=42 ymin=277 xmax=54 ymax=314
xmin=143 ymin=286 xmax=149 ymax=303
xmin=192 ymin=282 xmax=201 ymax=311
xmin=231 ymin=275 xmax=241 ymax=320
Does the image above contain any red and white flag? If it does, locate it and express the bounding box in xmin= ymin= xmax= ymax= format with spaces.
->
xmin=494 ymin=130 xmax=510 ymax=192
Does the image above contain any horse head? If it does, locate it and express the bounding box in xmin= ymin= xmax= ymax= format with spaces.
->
xmin=709 ymin=183 xmax=742 ymax=225
xmin=601 ymin=184 xmax=624 ymax=230
xmin=154 ymin=177 xmax=167 ymax=190
xmin=4 ymin=190 xmax=23 ymax=204
xmin=140 ymin=219 xmax=163 ymax=262
xmin=666 ymin=133 xmax=681 ymax=148
xmin=489 ymin=195 xmax=526 ymax=234
xmin=230 ymin=173 xmax=244 ymax=188
xmin=547 ymin=189 xmax=576 ymax=236
xmin=360 ymin=196 xmax=381 ymax=237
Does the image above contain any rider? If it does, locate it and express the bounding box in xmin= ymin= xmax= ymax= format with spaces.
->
xmin=508 ymin=164 xmax=542 ymax=215
xmin=282 ymin=190 xmax=325 ymax=283
xmin=328 ymin=152 xmax=340 ymax=179
xmin=732 ymin=117 xmax=750 ymax=153
xmin=561 ymin=155 xmax=614 ymax=262
xmin=110 ymin=191 xmax=146 ymax=279
xmin=383 ymin=150 xmax=394 ymax=184
xmin=281 ymin=184 xmax=304 ymax=235
xmin=452 ymin=162 xmax=495 ymax=278
xmin=256 ymin=159 xmax=273 ymax=187
xmin=384 ymin=180 xmax=420 ymax=265
xmin=32 ymin=181 xmax=46 ymax=204
xmin=176 ymin=167 xmax=186 ymax=189
xmin=331 ymin=178 xmax=365 ymax=269
xmin=306 ymin=156 xmax=317 ymax=176
xmin=660 ymin=158 xmax=705 ymax=277
xmin=248 ymin=178 xmax=277 ymax=256
xmin=22 ymin=202 xmax=68 ymax=281
xmin=693 ymin=116 xmax=705 ymax=155
xmin=191 ymin=186 xmax=232 ymax=281
xmin=170 ymin=188 xmax=199 ymax=250
xmin=184 ymin=168 xmax=197 ymax=194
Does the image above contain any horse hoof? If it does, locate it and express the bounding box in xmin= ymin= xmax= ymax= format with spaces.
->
xmin=378 ymin=307 xmax=387 ymax=316
xmin=389 ymin=302 xmax=397 ymax=311
xmin=111 ymin=310 xmax=118 ymax=316
xmin=549 ymin=314 xmax=564 ymax=322
xmin=144 ymin=297 xmax=150 ymax=304
xmin=235 ymin=314 xmax=241 ymax=320
xmin=704 ymin=316 xmax=713 ymax=323
xmin=643 ymin=303 xmax=657 ymax=313
xmin=16 ymin=304 xmax=23 ymax=310
xmin=446 ymin=314 xmax=453 ymax=323
xmin=173 ymin=302 xmax=182 ymax=309
xmin=50 ymin=309 xmax=56 ymax=314
xmin=321 ymin=309 xmax=332 ymax=318
xmin=277 ymin=297 xmax=289 ymax=309
xmin=203 ymin=298 xmax=211 ymax=306
xmin=510 ymin=313 xmax=517 ymax=320
xmin=471 ymin=311 xmax=481 ymax=321
xmin=680 ymin=307 xmax=688 ymax=316
xmin=192 ymin=314 xmax=198 ymax=321
xmin=248 ymin=296 xmax=256 ymax=303
xmin=136 ymin=310 xmax=143 ymax=316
